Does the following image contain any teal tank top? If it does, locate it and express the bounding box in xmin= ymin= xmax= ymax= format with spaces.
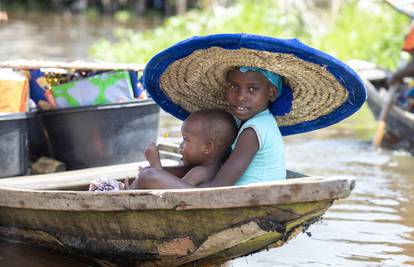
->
xmin=232 ymin=109 xmax=286 ymax=185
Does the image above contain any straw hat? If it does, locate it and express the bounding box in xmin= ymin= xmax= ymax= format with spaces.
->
xmin=143 ymin=34 xmax=366 ymax=135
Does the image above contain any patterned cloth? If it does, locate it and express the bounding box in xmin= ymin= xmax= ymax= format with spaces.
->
xmin=89 ymin=178 xmax=125 ymax=192
xmin=52 ymin=71 xmax=134 ymax=108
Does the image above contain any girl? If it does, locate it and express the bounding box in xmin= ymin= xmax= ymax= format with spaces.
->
xmin=198 ymin=66 xmax=286 ymax=187
xmin=136 ymin=66 xmax=285 ymax=188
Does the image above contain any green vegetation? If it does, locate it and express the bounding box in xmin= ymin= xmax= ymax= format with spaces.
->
xmin=312 ymin=2 xmax=409 ymax=70
xmin=90 ymin=0 xmax=409 ymax=70
xmin=114 ymin=10 xmax=134 ymax=23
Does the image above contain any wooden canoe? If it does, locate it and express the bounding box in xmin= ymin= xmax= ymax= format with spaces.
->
xmin=0 ymin=155 xmax=355 ymax=267
xmin=349 ymin=60 xmax=414 ymax=150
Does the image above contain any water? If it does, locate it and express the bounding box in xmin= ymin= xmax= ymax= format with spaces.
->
xmin=0 ymin=11 xmax=161 ymax=61
xmin=0 ymin=11 xmax=413 ymax=267
xmin=234 ymin=134 xmax=414 ymax=267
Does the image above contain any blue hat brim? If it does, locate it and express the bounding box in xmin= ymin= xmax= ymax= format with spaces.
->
xmin=143 ymin=33 xmax=367 ymax=136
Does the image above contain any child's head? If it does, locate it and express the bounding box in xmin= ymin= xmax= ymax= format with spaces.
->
xmin=180 ymin=109 xmax=237 ymax=166
xmin=225 ymin=67 xmax=280 ymax=121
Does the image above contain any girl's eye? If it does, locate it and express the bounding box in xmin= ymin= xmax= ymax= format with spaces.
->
xmin=248 ymin=86 xmax=258 ymax=92
xmin=228 ymin=84 xmax=238 ymax=90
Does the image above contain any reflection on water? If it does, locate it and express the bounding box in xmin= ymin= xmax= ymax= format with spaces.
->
xmin=0 ymin=241 xmax=91 ymax=267
xmin=1 ymin=11 xmax=414 ymax=267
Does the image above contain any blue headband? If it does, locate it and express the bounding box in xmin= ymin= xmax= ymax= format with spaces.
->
xmin=239 ymin=66 xmax=283 ymax=97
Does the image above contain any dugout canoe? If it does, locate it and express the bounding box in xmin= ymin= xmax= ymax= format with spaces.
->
xmin=349 ymin=60 xmax=414 ymax=150
xmin=0 ymin=157 xmax=355 ymax=267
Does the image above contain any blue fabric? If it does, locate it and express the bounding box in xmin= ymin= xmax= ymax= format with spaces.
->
xmin=269 ymin=83 xmax=292 ymax=116
xmin=231 ymin=109 xmax=286 ymax=185
xmin=408 ymin=87 xmax=414 ymax=98
xmin=239 ymin=66 xmax=283 ymax=97
xmin=142 ymin=33 xmax=367 ymax=136
xmin=129 ymin=71 xmax=142 ymax=98
xmin=29 ymin=69 xmax=47 ymax=103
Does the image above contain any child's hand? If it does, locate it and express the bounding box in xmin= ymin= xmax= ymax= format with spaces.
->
xmin=138 ymin=165 xmax=150 ymax=172
xmin=144 ymin=142 xmax=162 ymax=169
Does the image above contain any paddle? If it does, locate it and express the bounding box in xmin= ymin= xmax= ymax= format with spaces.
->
xmin=372 ymin=83 xmax=399 ymax=149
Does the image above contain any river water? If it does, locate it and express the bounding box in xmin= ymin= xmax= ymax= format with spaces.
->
xmin=0 ymin=11 xmax=413 ymax=267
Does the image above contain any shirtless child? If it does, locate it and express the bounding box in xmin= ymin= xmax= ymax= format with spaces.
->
xmin=129 ymin=109 xmax=237 ymax=189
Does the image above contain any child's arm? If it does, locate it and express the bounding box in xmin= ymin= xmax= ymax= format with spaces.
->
xmin=143 ymin=142 xmax=190 ymax=177
xmin=133 ymin=166 xmax=211 ymax=189
xmin=198 ymin=128 xmax=259 ymax=187
xmin=162 ymin=166 xmax=192 ymax=178
xmin=144 ymin=142 xmax=162 ymax=169
xmin=181 ymin=166 xmax=213 ymax=186
xmin=136 ymin=168 xmax=196 ymax=189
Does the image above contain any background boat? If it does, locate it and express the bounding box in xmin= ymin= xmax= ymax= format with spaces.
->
xmin=350 ymin=60 xmax=414 ymax=152
xmin=0 ymin=60 xmax=160 ymax=174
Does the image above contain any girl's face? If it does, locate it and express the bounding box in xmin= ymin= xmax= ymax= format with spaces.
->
xmin=179 ymin=118 xmax=208 ymax=166
xmin=226 ymin=69 xmax=276 ymax=121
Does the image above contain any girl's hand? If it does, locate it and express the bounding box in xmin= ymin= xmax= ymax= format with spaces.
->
xmin=144 ymin=142 xmax=162 ymax=169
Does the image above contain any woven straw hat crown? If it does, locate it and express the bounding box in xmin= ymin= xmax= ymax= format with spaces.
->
xmin=143 ymin=34 xmax=366 ymax=135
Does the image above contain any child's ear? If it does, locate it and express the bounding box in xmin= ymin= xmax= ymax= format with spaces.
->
xmin=269 ymin=86 xmax=277 ymax=102
xmin=201 ymin=140 xmax=215 ymax=154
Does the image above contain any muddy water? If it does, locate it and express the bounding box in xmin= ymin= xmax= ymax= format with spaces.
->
xmin=0 ymin=11 xmax=161 ymax=61
xmin=1 ymin=11 xmax=414 ymax=267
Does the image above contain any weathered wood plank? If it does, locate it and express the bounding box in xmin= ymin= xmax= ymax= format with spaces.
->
xmin=0 ymin=176 xmax=354 ymax=211
xmin=0 ymin=159 xmax=178 ymax=190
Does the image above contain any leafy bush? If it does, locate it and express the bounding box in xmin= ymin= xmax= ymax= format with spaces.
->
xmin=90 ymin=0 xmax=409 ymax=70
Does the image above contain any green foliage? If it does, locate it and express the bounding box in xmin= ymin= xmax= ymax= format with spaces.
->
xmin=114 ymin=10 xmax=133 ymax=23
xmin=89 ymin=0 xmax=307 ymax=64
xmin=85 ymin=8 xmax=99 ymax=19
xmin=90 ymin=0 xmax=409 ymax=70
xmin=311 ymin=1 xmax=409 ymax=70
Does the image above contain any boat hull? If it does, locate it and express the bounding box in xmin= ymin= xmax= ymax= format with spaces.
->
xmin=0 ymin=200 xmax=331 ymax=266
xmin=0 ymin=163 xmax=354 ymax=267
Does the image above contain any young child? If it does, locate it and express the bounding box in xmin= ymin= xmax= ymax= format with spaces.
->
xmin=130 ymin=109 xmax=238 ymax=189
xmin=135 ymin=66 xmax=286 ymax=189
